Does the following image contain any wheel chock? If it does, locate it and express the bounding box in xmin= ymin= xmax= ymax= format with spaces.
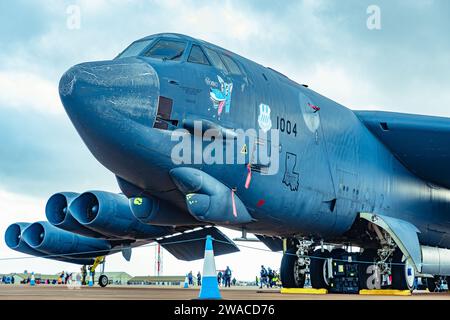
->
xmin=281 ymin=288 xmax=328 ymax=295
xmin=359 ymin=289 xmax=411 ymax=296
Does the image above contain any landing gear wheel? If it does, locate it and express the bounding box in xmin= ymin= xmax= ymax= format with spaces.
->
xmin=426 ymin=276 xmax=440 ymax=292
xmin=310 ymin=249 xmax=330 ymax=289
xmin=391 ymin=249 xmax=415 ymax=291
xmin=98 ymin=275 xmax=109 ymax=288
xmin=358 ymin=248 xmax=380 ymax=290
xmin=280 ymin=248 xmax=305 ymax=288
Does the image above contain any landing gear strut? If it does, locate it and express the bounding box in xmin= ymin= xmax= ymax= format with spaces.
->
xmin=369 ymin=223 xmax=416 ymax=291
xmin=280 ymin=231 xmax=418 ymax=293
xmin=280 ymin=248 xmax=306 ymax=288
xmin=280 ymin=239 xmax=314 ymax=288
xmin=87 ymin=256 xmax=109 ymax=287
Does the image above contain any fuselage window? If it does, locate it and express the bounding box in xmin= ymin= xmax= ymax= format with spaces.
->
xmin=144 ymin=39 xmax=186 ymax=61
xmin=188 ymin=45 xmax=210 ymax=65
xmin=204 ymin=47 xmax=229 ymax=73
xmin=116 ymin=39 xmax=154 ymax=59
xmin=221 ymin=54 xmax=242 ymax=75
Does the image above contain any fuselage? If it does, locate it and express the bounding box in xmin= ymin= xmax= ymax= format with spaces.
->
xmin=59 ymin=33 xmax=450 ymax=249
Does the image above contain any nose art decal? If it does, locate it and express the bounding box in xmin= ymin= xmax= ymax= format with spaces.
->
xmin=209 ymin=75 xmax=233 ymax=117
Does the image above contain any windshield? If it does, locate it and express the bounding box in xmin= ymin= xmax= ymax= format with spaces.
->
xmin=144 ymin=39 xmax=186 ymax=61
xmin=117 ymin=39 xmax=154 ymax=59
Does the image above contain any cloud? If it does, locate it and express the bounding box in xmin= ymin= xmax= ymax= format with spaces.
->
xmin=0 ymin=71 xmax=62 ymax=115
xmin=0 ymin=108 xmax=118 ymax=198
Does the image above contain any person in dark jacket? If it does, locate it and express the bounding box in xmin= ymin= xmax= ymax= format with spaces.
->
xmin=260 ymin=265 xmax=268 ymax=288
xmin=268 ymin=268 xmax=274 ymax=288
xmin=224 ymin=266 xmax=232 ymax=288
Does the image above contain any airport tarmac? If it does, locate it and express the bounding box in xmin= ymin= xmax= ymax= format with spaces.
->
xmin=1 ymin=285 xmax=450 ymax=300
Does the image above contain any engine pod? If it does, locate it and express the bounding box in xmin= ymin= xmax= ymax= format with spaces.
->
xmin=22 ymin=221 xmax=111 ymax=259
xmin=169 ymin=167 xmax=254 ymax=225
xmin=129 ymin=195 xmax=204 ymax=226
xmin=69 ymin=191 xmax=173 ymax=239
xmin=45 ymin=192 xmax=106 ymax=238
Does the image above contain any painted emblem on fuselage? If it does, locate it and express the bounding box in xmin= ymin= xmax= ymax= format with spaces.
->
xmin=258 ymin=103 xmax=272 ymax=133
xmin=210 ymin=75 xmax=233 ymax=116
xmin=282 ymin=152 xmax=299 ymax=192
xmin=299 ymin=92 xmax=320 ymax=133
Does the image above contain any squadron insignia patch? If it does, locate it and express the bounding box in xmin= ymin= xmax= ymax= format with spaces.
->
xmin=258 ymin=103 xmax=272 ymax=133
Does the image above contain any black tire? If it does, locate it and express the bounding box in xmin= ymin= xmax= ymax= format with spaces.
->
xmin=280 ymin=248 xmax=305 ymax=288
xmin=426 ymin=277 xmax=438 ymax=292
xmin=310 ymin=249 xmax=330 ymax=289
xmin=391 ymin=249 xmax=415 ymax=291
xmin=98 ymin=275 xmax=109 ymax=288
xmin=331 ymin=248 xmax=347 ymax=259
xmin=358 ymin=248 xmax=380 ymax=290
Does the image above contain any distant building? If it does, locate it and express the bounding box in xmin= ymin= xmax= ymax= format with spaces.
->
xmin=1 ymin=273 xmax=60 ymax=284
xmin=1 ymin=272 xmax=186 ymax=286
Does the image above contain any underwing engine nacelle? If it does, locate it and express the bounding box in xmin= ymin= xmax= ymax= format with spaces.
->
xmin=5 ymin=222 xmax=96 ymax=265
xmin=128 ymin=195 xmax=204 ymax=226
xmin=21 ymin=221 xmax=110 ymax=261
xmin=69 ymin=191 xmax=173 ymax=239
xmin=169 ymin=167 xmax=254 ymax=225
xmin=46 ymin=192 xmax=106 ymax=238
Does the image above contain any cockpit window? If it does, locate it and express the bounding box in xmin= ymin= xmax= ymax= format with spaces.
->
xmin=117 ymin=39 xmax=154 ymax=59
xmin=144 ymin=39 xmax=186 ymax=61
xmin=188 ymin=45 xmax=210 ymax=65
xmin=204 ymin=47 xmax=228 ymax=73
xmin=221 ymin=54 xmax=242 ymax=75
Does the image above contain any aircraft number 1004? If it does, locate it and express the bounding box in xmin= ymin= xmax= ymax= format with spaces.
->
xmin=276 ymin=116 xmax=297 ymax=137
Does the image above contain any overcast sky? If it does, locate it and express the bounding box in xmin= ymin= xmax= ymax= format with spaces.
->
xmin=0 ymin=0 xmax=449 ymax=281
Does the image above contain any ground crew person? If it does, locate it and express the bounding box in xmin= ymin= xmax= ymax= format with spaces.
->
xmin=224 ymin=266 xmax=232 ymax=288
xmin=273 ymin=271 xmax=279 ymax=287
xmin=81 ymin=266 xmax=87 ymax=285
xmin=197 ymin=271 xmax=202 ymax=286
xmin=268 ymin=268 xmax=274 ymax=288
xmin=260 ymin=265 xmax=267 ymax=288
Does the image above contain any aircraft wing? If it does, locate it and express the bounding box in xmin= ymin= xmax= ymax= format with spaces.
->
xmin=157 ymin=226 xmax=239 ymax=261
xmin=355 ymin=111 xmax=450 ymax=189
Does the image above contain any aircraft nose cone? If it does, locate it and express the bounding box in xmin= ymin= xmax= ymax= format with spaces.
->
xmin=59 ymin=58 xmax=160 ymax=129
